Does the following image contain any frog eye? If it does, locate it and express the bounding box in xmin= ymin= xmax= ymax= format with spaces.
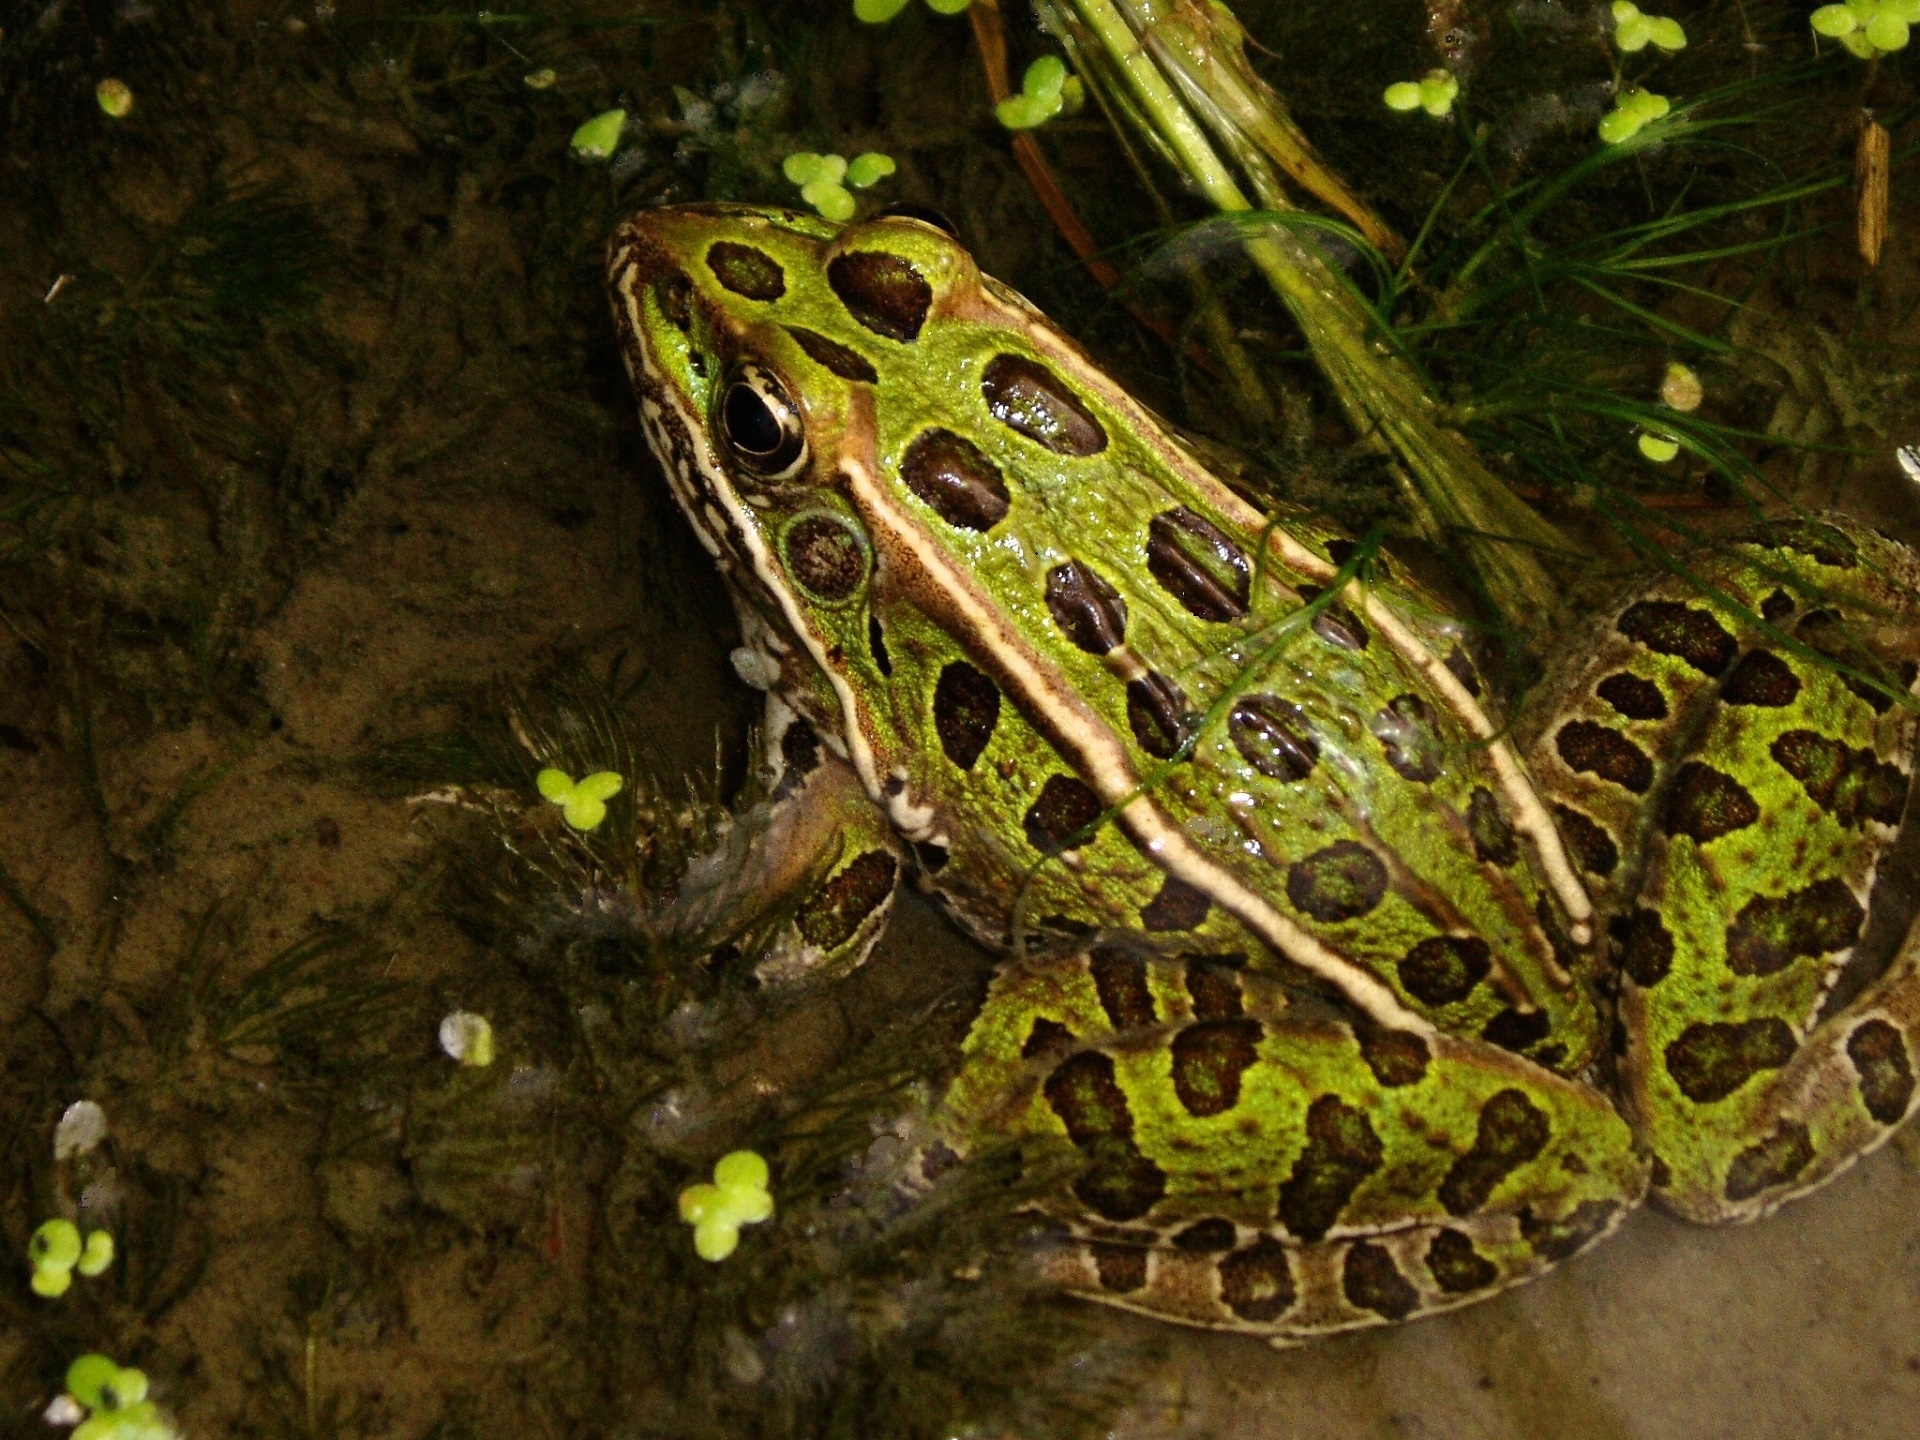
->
xmin=719 ymin=363 xmax=808 ymax=479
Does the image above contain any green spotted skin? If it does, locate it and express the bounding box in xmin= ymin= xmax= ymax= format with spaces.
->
xmin=607 ymin=205 xmax=1920 ymax=1345
xmin=943 ymin=949 xmax=1644 ymax=1334
xmin=1524 ymin=524 xmax=1920 ymax=1221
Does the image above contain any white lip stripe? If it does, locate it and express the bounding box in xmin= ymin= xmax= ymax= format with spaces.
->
xmin=841 ymin=459 xmax=1434 ymax=1037
xmin=615 ymin=267 xmax=889 ymax=806
xmin=982 ymin=295 xmax=1595 ymax=954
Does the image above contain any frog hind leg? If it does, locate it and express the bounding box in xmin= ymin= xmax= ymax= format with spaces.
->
xmin=937 ymin=946 xmax=1648 ymax=1344
xmin=1526 ymin=520 xmax=1920 ymax=1222
xmin=722 ymin=697 xmax=906 ymax=984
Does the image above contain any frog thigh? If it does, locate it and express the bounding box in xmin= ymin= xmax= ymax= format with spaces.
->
xmin=744 ymin=700 xmax=905 ymax=984
xmin=1642 ymin=914 xmax=1920 ymax=1224
xmin=941 ymin=948 xmax=1647 ymax=1342
xmin=1527 ymin=520 xmax=1920 ymax=1222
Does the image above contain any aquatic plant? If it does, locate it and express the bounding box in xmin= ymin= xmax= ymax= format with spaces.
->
xmin=536 ymin=766 xmax=626 ymax=832
xmin=996 ymin=56 xmax=1086 ymax=129
xmin=59 ymin=1354 xmax=177 ymax=1440
xmin=782 ymin=151 xmax=898 ymax=220
xmin=26 ymin=1219 xmax=115 ymax=1297
xmin=678 ymin=1150 xmax=776 ymax=1260
xmin=571 ymin=107 xmax=628 ymax=160
xmin=1383 ymin=69 xmax=1460 ymax=118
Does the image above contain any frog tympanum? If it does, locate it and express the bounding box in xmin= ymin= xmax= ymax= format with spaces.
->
xmin=608 ymin=203 xmax=1920 ymax=1344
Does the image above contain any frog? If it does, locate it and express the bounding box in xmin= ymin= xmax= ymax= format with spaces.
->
xmin=607 ymin=201 xmax=1920 ymax=1345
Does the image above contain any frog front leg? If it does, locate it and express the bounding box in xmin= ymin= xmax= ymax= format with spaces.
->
xmin=729 ymin=695 xmax=906 ymax=985
xmin=1528 ymin=522 xmax=1920 ymax=1221
xmin=936 ymin=947 xmax=1648 ymax=1343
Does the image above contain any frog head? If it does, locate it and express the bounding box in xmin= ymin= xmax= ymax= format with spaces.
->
xmin=608 ymin=203 xmax=1057 ymax=815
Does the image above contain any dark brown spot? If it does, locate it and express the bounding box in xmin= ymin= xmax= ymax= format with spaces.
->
xmin=1294 ymin=585 xmax=1370 ymax=650
xmin=1616 ymin=600 xmax=1737 ymax=676
xmin=1126 ymin=671 xmax=1194 ymax=761
xmin=1218 ymin=1236 xmax=1295 ymax=1322
xmin=1754 ymin=518 xmax=1858 ymax=569
xmin=1354 ymin=1023 xmax=1432 ymax=1088
xmin=981 ymin=353 xmax=1107 ymax=455
xmin=1375 ymin=694 xmax=1444 ymax=783
xmin=1796 ymin=610 xmax=1919 ymax=713
xmin=933 ymin=661 xmax=1000 ymax=770
xmin=1023 ymin=774 xmax=1103 ymax=851
xmin=1596 ymin=671 xmax=1668 ymax=721
xmin=1869 ymin=659 xmax=1920 ymax=713
xmin=1426 ymin=1228 xmax=1500 ymax=1293
xmin=1169 ymin=1018 xmax=1263 ymax=1117
xmin=1663 ymin=762 xmax=1759 ymax=844
xmin=795 ymin=850 xmax=898 ymax=949
xmin=1043 ymin=1051 xmax=1168 ymax=1221
xmin=1555 ymin=720 xmax=1653 ymax=793
xmin=1090 ymin=1242 xmax=1148 ymax=1292
xmin=657 ymin=270 xmax=693 ymax=329
xmin=1287 ymin=842 xmax=1390 ymax=923
xmin=1088 ymin=945 xmax=1157 ymax=1031
xmin=827 ymin=249 xmax=932 ymax=340
xmin=1466 ymin=788 xmax=1518 ymax=865
xmin=1324 ymin=537 xmax=1387 ymax=579
xmin=1342 ymin=1242 xmax=1420 ymax=1321
xmin=1228 ymin=695 xmax=1319 ymax=782
xmin=1145 ymin=508 xmax=1250 ymax=622
xmin=1140 ymin=873 xmax=1211 ymax=932
xmin=1172 ymin=1218 xmax=1237 ymax=1252
xmin=1022 ymin=1016 xmax=1076 ymax=1060
xmin=1278 ymin=1095 xmax=1385 ymax=1242
xmin=706 ymin=241 xmax=785 ymax=300
xmin=1721 ymin=650 xmax=1801 ymax=707
xmin=1439 ymin=1090 xmax=1551 ymax=1216
xmin=1770 ymin=731 xmax=1909 ymax=829
xmin=1398 ymin=935 xmax=1492 ymax=1007
xmin=1074 ymin=1154 xmax=1168 ymax=1224
xmin=911 ymin=840 xmax=949 ymax=874
xmin=1445 ymin=646 xmax=1482 ymax=696
xmin=783 ymin=514 xmax=866 ymax=600
xmin=1724 ymin=878 xmax=1864 ymax=977
xmin=1552 ymin=803 xmax=1619 ymax=877
xmin=919 ymin=1138 xmax=960 ymax=1180
xmin=1184 ymin=960 xmax=1244 ymax=1020
xmin=1612 ymin=909 xmax=1674 ymax=987
xmin=784 ymin=325 xmax=877 ymax=383
xmin=1760 ymin=589 xmax=1795 ymax=624
xmin=779 ymin=718 xmax=821 ymax=784
xmin=1664 ymin=1018 xmax=1797 ymax=1102
xmin=1848 ymin=1019 xmax=1915 ymax=1123
xmin=1043 ymin=561 xmax=1128 ymax=654
xmin=1723 ymin=1121 xmax=1815 ymax=1201
xmin=899 ymin=428 xmax=1009 ymax=531
xmin=1519 ymin=1199 xmax=1618 ymax=1260
xmin=1481 ymin=1008 xmax=1552 ymax=1055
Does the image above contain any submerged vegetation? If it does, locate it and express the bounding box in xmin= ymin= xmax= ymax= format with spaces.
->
xmin=0 ymin=1 xmax=1915 ymax=1436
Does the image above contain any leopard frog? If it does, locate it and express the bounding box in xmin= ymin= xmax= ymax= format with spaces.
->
xmin=609 ymin=202 xmax=1920 ymax=1344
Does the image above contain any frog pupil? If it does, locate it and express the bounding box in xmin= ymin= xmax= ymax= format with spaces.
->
xmin=724 ymin=382 xmax=783 ymax=456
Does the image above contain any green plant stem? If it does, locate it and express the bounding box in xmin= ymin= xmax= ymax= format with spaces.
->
xmin=1051 ymin=0 xmax=1570 ymax=621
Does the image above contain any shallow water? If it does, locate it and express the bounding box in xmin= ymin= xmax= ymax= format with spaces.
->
xmin=2 ymin=3 xmax=1918 ymax=1437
